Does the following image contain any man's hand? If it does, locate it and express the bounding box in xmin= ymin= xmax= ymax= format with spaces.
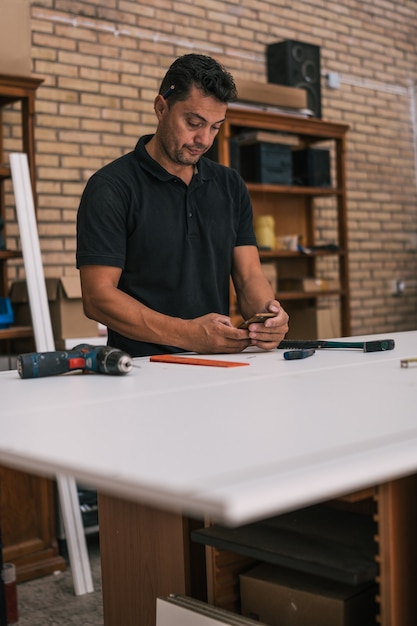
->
xmin=243 ymin=300 xmax=289 ymax=351
xmin=185 ymin=313 xmax=252 ymax=354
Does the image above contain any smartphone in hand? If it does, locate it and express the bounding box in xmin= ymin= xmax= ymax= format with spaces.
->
xmin=238 ymin=312 xmax=276 ymax=329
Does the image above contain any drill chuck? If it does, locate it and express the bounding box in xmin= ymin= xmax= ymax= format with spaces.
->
xmin=93 ymin=347 xmax=133 ymax=375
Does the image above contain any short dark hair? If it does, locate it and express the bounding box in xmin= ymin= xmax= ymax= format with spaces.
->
xmin=159 ymin=54 xmax=237 ymax=105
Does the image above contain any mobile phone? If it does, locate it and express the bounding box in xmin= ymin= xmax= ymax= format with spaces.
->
xmin=238 ymin=312 xmax=276 ymax=329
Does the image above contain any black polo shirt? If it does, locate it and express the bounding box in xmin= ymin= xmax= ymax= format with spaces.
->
xmin=76 ymin=135 xmax=257 ymax=356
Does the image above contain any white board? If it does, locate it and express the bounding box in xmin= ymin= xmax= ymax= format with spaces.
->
xmin=10 ymin=152 xmax=93 ymax=596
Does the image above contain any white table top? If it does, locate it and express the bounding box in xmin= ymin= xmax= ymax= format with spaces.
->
xmin=1 ymin=331 xmax=416 ymax=525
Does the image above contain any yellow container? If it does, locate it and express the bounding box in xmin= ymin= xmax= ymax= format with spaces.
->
xmin=255 ymin=215 xmax=275 ymax=249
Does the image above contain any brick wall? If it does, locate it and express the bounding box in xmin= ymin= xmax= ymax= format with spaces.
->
xmin=3 ymin=0 xmax=417 ymax=335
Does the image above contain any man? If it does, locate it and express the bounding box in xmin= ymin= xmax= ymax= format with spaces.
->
xmin=76 ymin=54 xmax=288 ymax=357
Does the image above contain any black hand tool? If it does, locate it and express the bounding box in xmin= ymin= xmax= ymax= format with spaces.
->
xmin=278 ymin=339 xmax=395 ymax=352
xmin=284 ymin=348 xmax=316 ymax=360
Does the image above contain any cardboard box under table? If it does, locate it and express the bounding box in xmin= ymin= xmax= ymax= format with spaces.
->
xmin=240 ymin=563 xmax=376 ymax=626
xmin=10 ymin=277 xmax=99 ymax=348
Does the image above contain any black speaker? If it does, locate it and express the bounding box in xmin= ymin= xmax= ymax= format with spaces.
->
xmin=266 ymin=40 xmax=322 ymax=118
xmin=292 ymin=148 xmax=331 ymax=187
xmin=240 ymin=142 xmax=292 ymax=185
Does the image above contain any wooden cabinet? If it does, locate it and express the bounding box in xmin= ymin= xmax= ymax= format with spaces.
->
xmin=0 ymin=75 xmax=66 ymax=582
xmin=194 ymin=477 xmax=417 ymax=626
xmin=0 ymin=466 xmax=66 ymax=582
xmin=0 ymin=74 xmax=43 ymax=348
xmin=216 ymin=105 xmax=350 ymax=337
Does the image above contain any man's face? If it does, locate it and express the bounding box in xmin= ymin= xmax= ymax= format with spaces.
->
xmin=156 ymin=85 xmax=228 ymax=167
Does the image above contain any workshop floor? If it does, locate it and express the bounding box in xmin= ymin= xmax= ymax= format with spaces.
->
xmin=15 ymin=534 xmax=103 ymax=625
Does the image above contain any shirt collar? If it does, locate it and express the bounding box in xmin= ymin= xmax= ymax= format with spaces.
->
xmin=135 ymin=135 xmax=213 ymax=183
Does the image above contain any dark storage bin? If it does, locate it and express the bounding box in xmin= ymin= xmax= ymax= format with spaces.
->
xmin=240 ymin=142 xmax=292 ymax=184
xmin=292 ymin=147 xmax=331 ymax=187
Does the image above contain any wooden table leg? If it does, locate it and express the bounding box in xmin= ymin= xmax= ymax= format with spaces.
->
xmin=98 ymin=493 xmax=204 ymax=626
xmin=376 ymin=474 xmax=417 ymax=626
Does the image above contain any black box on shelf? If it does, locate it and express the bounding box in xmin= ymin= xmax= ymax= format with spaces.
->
xmin=292 ymin=147 xmax=331 ymax=187
xmin=240 ymin=142 xmax=292 ymax=184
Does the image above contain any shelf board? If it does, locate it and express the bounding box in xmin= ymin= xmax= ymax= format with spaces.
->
xmin=247 ymin=182 xmax=342 ymax=196
xmin=0 ymin=250 xmax=22 ymax=260
xmin=226 ymin=105 xmax=350 ymax=140
xmin=259 ymin=249 xmax=344 ymax=259
xmin=0 ymin=164 xmax=11 ymax=180
xmin=335 ymin=488 xmax=376 ymax=503
xmin=0 ymin=325 xmax=33 ymax=341
xmin=277 ymin=290 xmax=342 ymax=301
xmin=192 ymin=503 xmax=378 ymax=586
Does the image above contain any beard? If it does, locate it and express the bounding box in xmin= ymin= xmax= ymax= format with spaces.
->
xmin=169 ymin=143 xmax=208 ymax=166
xmin=182 ymin=147 xmax=207 ymax=164
xmin=158 ymin=127 xmax=209 ymax=166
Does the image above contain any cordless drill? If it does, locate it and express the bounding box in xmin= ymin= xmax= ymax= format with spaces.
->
xmin=17 ymin=344 xmax=133 ymax=379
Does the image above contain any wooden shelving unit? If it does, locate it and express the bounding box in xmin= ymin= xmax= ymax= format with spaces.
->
xmin=0 ymin=74 xmax=66 ymax=582
xmin=192 ymin=108 xmax=417 ymax=625
xmin=0 ymin=74 xmax=43 ymax=347
xmin=215 ymin=105 xmax=350 ymax=336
